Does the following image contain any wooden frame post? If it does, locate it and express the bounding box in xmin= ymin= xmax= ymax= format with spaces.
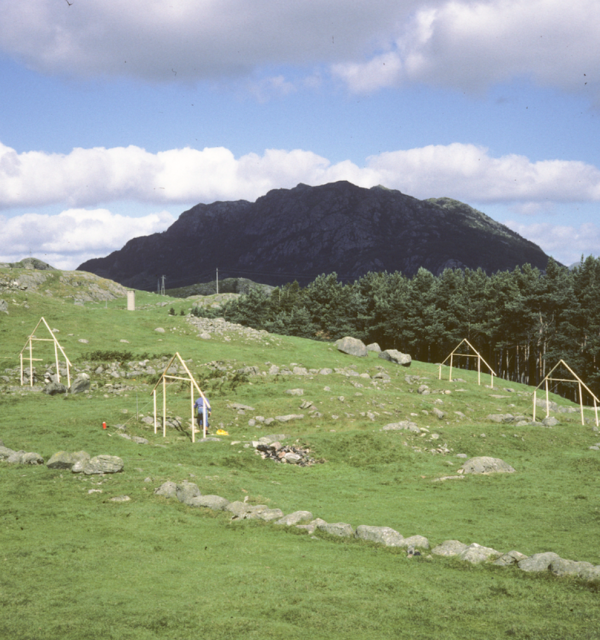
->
xmin=19 ymin=317 xmax=72 ymax=388
xmin=151 ymin=352 xmax=208 ymax=442
xmin=439 ymin=339 xmax=497 ymax=387
xmin=533 ymin=359 xmax=600 ymax=426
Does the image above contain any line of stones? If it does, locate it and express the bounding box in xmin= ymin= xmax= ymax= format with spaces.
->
xmin=155 ymin=480 xmax=600 ymax=584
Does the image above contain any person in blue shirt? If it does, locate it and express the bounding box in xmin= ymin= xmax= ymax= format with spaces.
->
xmin=194 ymin=395 xmax=211 ymax=433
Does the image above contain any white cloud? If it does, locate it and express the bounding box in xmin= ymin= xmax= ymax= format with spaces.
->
xmin=0 ymin=0 xmax=419 ymax=81
xmin=504 ymin=220 xmax=600 ymax=266
xmin=333 ymin=0 xmax=600 ymax=100
xmin=3 ymin=140 xmax=600 ymax=211
xmin=3 ymin=1 xmax=599 ymax=102
xmin=0 ymin=208 xmax=175 ymax=270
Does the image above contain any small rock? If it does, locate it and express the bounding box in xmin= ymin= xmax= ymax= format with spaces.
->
xmin=286 ymin=388 xmax=304 ymax=396
xmin=155 ymin=328 xmax=165 ymax=333
xmin=462 ymin=457 xmax=516 ymax=475
xmin=110 ymin=495 xmax=131 ymax=502
xmin=275 ymin=511 xmax=314 ymax=526
xmin=355 ymin=525 xmax=404 ymax=547
xmin=432 ymin=540 xmax=468 ymax=557
xmin=154 ymin=481 xmax=178 ymax=499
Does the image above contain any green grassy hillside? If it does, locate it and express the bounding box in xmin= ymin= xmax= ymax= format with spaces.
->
xmin=1 ymin=270 xmax=599 ymax=640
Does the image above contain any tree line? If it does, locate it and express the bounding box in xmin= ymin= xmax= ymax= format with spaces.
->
xmin=192 ymin=256 xmax=600 ymax=401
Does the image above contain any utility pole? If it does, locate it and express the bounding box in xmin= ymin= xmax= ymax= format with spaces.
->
xmin=216 ymin=268 xmax=219 ymax=295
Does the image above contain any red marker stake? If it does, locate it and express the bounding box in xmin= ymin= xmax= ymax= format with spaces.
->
xmin=102 ymin=422 xmax=107 ymax=429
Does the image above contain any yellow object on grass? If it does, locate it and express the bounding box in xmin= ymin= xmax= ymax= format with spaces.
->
xmin=216 ymin=429 xmax=229 ymax=436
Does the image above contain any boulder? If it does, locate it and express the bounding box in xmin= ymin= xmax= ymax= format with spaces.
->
xmin=518 ymin=552 xmax=561 ymax=572
xmin=176 ymin=481 xmax=201 ymax=504
xmin=494 ymin=550 xmax=528 ymax=566
xmin=336 ymin=337 xmax=368 ymax=358
xmin=542 ymin=416 xmax=559 ymax=427
xmin=317 ymin=522 xmax=355 ymax=537
xmin=187 ymin=495 xmax=230 ymax=510
xmin=432 ymin=407 xmax=446 ymax=420
xmin=379 ymin=350 xmax=412 ymax=366
xmin=486 ymin=414 xmax=514 ymax=423
xmin=0 ymin=445 xmax=16 ymax=460
xmin=382 ymin=421 xmax=420 ymax=434
xmin=70 ymin=374 xmax=90 ymax=394
xmin=226 ymin=501 xmax=255 ymax=518
xmin=366 ymin=343 xmax=381 ymax=353
xmin=459 ymin=543 xmax=500 ymax=564
xmin=275 ymin=511 xmax=314 ymax=526
xmin=0 ymin=299 xmax=8 ymax=314
xmin=6 ymin=450 xmax=26 ymax=464
xmin=403 ymin=535 xmax=430 ymax=549
xmin=275 ymin=414 xmax=304 ymax=423
xmin=355 ymin=525 xmax=404 ymax=547
xmin=285 ymin=389 xmax=304 ymax=396
xmin=549 ymin=558 xmax=594 ymax=578
xmin=536 ymin=398 xmax=558 ymax=412
xmin=432 ymin=540 xmax=468 ymax=557
xmin=578 ymin=564 xmax=600 ymax=582
xmin=74 ymin=455 xmax=124 ymax=475
xmin=417 ymin=385 xmax=430 ymax=395
xmin=47 ymin=451 xmax=90 ymax=470
xmin=253 ymin=508 xmax=285 ymax=522
xmin=462 ymin=457 xmax=515 ymax=475
xmin=154 ymin=481 xmax=178 ymax=499
xmin=43 ymin=382 xmax=68 ymax=396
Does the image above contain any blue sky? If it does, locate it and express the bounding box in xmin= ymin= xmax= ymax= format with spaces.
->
xmin=1 ymin=0 xmax=600 ymax=270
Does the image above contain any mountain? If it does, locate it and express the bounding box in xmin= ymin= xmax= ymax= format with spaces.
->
xmin=78 ymin=181 xmax=551 ymax=290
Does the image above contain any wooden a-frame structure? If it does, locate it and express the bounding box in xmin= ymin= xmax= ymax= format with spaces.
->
xmin=150 ymin=352 xmax=209 ymax=442
xmin=19 ymin=317 xmax=71 ymax=387
xmin=438 ymin=338 xmax=497 ymax=388
xmin=533 ymin=359 xmax=599 ymax=427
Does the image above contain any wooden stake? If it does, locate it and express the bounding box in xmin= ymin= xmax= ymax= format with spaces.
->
xmin=153 ymin=389 xmax=157 ymax=435
xmin=579 ymin=381 xmax=585 ymax=426
xmin=190 ymin=382 xmax=195 ymax=443
xmin=163 ymin=376 xmax=167 ymax=438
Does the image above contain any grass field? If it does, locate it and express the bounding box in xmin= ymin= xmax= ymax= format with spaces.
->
xmin=1 ymin=269 xmax=599 ymax=639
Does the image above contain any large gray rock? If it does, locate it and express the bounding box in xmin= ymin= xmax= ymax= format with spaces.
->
xmin=462 ymin=457 xmax=516 ymax=475
xmin=536 ymin=398 xmax=558 ymax=412
xmin=379 ymin=349 xmax=412 ymax=366
xmin=43 ymin=382 xmax=68 ymax=395
xmin=187 ymin=495 xmax=230 ymax=510
xmin=226 ymin=501 xmax=255 ymax=518
xmin=0 ymin=299 xmax=8 ymax=314
xmin=494 ymin=550 xmax=528 ymax=566
xmin=275 ymin=414 xmax=304 ymax=423
xmin=7 ymin=451 xmax=44 ymax=465
xmin=336 ymin=337 xmax=368 ymax=358
xmin=578 ymin=564 xmax=600 ymax=582
xmin=403 ymin=535 xmax=430 ymax=549
xmin=542 ymin=416 xmax=559 ymax=427
xmin=0 ymin=445 xmax=16 ymax=460
xmin=275 ymin=511 xmax=314 ymax=526
xmin=549 ymin=558 xmax=593 ymax=578
xmin=317 ymin=521 xmax=355 ymax=537
xmin=74 ymin=455 xmax=124 ymax=475
xmin=366 ymin=343 xmax=381 ymax=353
xmin=486 ymin=414 xmax=514 ymax=423
xmin=176 ymin=481 xmax=201 ymax=504
xmin=382 ymin=421 xmax=420 ymax=433
xmin=459 ymin=543 xmax=500 ymax=564
xmin=355 ymin=525 xmax=404 ymax=547
xmin=70 ymin=374 xmax=90 ymax=394
xmin=432 ymin=540 xmax=468 ymax=557
xmin=518 ymin=552 xmax=561 ymax=572
xmin=154 ymin=481 xmax=178 ymax=498
xmin=47 ymin=450 xmax=90 ymax=470
xmin=252 ymin=508 xmax=285 ymax=522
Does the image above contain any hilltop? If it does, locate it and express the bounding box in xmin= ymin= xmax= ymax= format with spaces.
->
xmin=1 ymin=270 xmax=599 ymax=639
xmin=78 ymin=181 xmax=551 ymax=290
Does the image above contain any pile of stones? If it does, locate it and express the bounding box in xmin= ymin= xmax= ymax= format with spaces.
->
xmin=252 ymin=438 xmax=319 ymax=466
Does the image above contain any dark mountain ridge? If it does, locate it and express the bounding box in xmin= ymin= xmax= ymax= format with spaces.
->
xmin=78 ymin=181 xmax=551 ymax=290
